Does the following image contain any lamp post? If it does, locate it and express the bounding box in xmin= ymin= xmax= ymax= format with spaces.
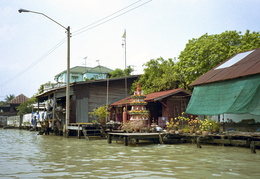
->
xmin=19 ymin=9 xmax=71 ymax=137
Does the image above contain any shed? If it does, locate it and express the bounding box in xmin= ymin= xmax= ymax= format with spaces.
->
xmin=110 ymin=88 xmax=191 ymax=127
xmin=186 ymin=48 xmax=260 ymax=116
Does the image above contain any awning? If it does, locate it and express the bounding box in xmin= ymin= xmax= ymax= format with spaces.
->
xmin=186 ymin=75 xmax=260 ymax=115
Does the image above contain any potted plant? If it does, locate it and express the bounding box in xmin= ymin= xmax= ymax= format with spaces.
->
xmin=200 ymin=119 xmax=213 ymax=136
xmin=212 ymin=121 xmax=220 ymax=133
xmin=89 ymin=105 xmax=109 ymax=125
xmin=166 ymin=118 xmax=179 ymax=133
xmin=121 ymin=120 xmax=144 ymax=133
xmin=188 ymin=117 xmax=200 ymax=134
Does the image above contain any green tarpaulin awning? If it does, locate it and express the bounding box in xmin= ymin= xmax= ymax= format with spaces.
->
xmin=186 ymin=75 xmax=260 ymax=115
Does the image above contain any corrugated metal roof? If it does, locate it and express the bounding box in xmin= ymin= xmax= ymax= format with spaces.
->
xmin=190 ymin=48 xmax=260 ymax=86
xmin=110 ymin=88 xmax=191 ymax=106
xmin=36 ymin=75 xmax=141 ymax=99
xmin=8 ymin=94 xmax=29 ymax=104
xmin=54 ymin=65 xmax=113 ymax=78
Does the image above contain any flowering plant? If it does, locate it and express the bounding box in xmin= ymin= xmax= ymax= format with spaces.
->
xmin=166 ymin=118 xmax=179 ymax=130
xmin=131 ymin=95 xmax=146 ymax=99
xmin=200 ymin=119 xmax=213 ymax=131
xmin=188 ymin=117 xmax=200 ymax=132
xmin=130 ymin=101 xmax=147 ymax=105
xmin=121 ymin=120 xmax=144 ymax=132
xmin=128 ymin=110 xmax=149 ymax=115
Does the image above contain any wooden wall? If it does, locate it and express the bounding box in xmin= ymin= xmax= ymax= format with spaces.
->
xmin=72 ymin=77 xmax=137 ymax=123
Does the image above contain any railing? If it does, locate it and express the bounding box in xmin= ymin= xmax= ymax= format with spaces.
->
xmin=43 ymin=82 xmax=66 ymax=93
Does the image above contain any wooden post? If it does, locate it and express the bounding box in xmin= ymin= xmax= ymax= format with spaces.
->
xmin=159 ymin=133 xmax=164 ymax=144
xmin=197 ymin=137 xmax=202 ymax=148
xmin=250 ymin=141 xmax=256 ymax=154
xmin=77 ymin=124 xmax=81 ymax=139
xmin=108 ymin=134 xmax=112 ymax=144
xmin=123 ymin=136 xmax=128 ymax=146
xmin=82 ymin=129 xmax=89 ymax=141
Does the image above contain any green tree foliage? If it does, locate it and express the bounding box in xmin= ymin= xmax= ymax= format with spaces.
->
xmin=16 ymin=97 xmax=37 ymax=115
xmin=38 ymin=84 xmax=44 ymax=94
xmin=132 ymin=57 xmax=179 ymax=94
xmin=109 ymin=65 xmax=134 ymax=78
xmin=4 ymin=94 xmax=15 ymax=103
xmin=0 ymin=94 xmax=15 ymax=105
xmin=37 ymin=81 xmax=53 ymax=95
xmin=176 ymin=30 xmax=260 ymax=88
xmin=89 ymin=105 xmax=109 ymax=124
xmin=132 ymin=30 xmax=260 ymax=93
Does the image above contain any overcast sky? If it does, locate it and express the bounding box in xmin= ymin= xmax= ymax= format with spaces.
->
xmin=0 ymin=0 xmax=259 ymax=101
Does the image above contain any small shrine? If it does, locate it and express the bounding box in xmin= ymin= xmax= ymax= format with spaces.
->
xmin=128 ymin=84 xmax=149 ymax=123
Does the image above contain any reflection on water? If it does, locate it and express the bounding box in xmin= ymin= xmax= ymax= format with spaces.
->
xmin=0 ymin=129 xmax=259 ymax=178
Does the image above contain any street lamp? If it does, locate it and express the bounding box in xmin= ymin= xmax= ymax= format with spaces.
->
xmin=19 ymin=8 xmax=71 ymax=137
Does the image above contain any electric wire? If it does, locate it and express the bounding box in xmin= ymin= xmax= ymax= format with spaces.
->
xmin=0 ymin=38 xmax=66 ymax=87
xmin=73 ymin=0 xmax=152 ymax=36
xmin=0 ymin=0 xmax=152 ymax=88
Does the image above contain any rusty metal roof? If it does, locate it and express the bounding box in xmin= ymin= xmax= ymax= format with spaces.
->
xmin=190 ymin=48 xmax=260 ymax=86
xmin=8 ymin=94 xmax=29 ymax=104
xmin=110 ymin=88 xmax=191 ymax=106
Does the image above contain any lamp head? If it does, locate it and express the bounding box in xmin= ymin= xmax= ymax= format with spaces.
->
xmin=18 ymin=9 xmax=30 ymax=13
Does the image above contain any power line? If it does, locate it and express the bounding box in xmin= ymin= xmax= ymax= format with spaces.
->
xmin=0 ymin=38 xmax=66 ymax=87
xmin=1 ymin=0 xmax=152 ymax=88
xmin=73 ymin=0 xmax=152 ymax=36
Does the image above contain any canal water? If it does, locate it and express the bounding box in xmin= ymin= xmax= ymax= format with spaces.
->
xmin=0 ymin=129 xmax=259 ymax=179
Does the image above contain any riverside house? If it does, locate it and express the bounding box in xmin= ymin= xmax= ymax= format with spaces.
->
xmin=36 ymin=75 xmax=140 ymax=125
xmin=186 ymin=48 xmax=260 ymax=131
xmin=110 ymin=88 xmax=191 ymax=128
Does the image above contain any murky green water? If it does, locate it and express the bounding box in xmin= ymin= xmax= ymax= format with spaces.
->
xmin=0 ymin=129 xmax=259 ymax=178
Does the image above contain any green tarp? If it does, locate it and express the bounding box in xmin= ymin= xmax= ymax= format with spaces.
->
xmin=186 ymin=75 xmax=260 ymax=115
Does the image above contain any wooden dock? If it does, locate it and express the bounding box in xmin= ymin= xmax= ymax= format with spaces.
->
xmin=67 ymin=123 xmax=121 ymax=139
xmin=107 ymin=132 xmax=165 ymax=146
xmin=107 ymin=131 xmax=260 ymax=153
xmin=164 ymin=132 xmax=260 ymax=153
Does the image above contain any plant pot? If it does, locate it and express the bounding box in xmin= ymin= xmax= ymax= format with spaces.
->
xmin=134 ymin=128 xmax=139 ymax=133
xmin=169 ymin=130 xmax=175 ymax=134
xmin=196 ymin=130 xmax=202 ymax=135
xmin=178 ymin=129 xmax=183 ymax=134
xmin=202 ymin=131 xmax=209 ymax=136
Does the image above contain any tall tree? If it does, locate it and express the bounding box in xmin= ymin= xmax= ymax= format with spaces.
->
xmin=132 ymin=57 xmax=178 ymax=94
xmin=109 ymin=65 xmax=134 ymax=78
xmin=4 ymin=94 xmax=15 ymax=103
xmin=176 ymin=30 xmax=260 ymax=89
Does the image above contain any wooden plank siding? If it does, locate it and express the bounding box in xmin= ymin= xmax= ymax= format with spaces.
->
xmin=72 ymin=77 xmax=138 ymax=123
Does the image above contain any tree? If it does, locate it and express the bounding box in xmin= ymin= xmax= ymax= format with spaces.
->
xmin=37 ymin=81 xmax=53 ymax=95
xmin=109 ymin=68 xmax=125 ymax=78
xmin=132 ymin=57 xmax=179 ymax=94
xmin=109 ymin=65 xmax=134 ymax=78
xmin=4 ymin=94 xmax=15 ymax=103
xmin=16 ymin=97 xmax=37 ymax=115
xmin=38 ymin=84 xmax=44 ymax=94
xmin=176 ymin=30 xmax=260 ymax=89
xmin=124 ymin=65 xmax=134 ymax=76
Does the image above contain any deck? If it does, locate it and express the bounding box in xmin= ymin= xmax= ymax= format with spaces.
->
xmin=107 ymin=131 xmax=260 ymax=153
xmin=164 ymin=132 xmax=260 ymax=153
xmin=67 ymin=123 xmax=120 ymax=140
xmin=107 ymin=132 xmax=165 ymax=146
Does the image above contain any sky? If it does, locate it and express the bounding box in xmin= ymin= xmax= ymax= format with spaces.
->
xmin=0 ymin=0 xmax=260 ymax=101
